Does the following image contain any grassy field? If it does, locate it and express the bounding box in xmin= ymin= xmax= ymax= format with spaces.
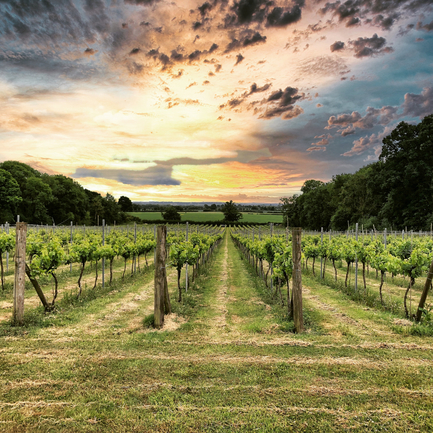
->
xmin=128 ymin=211 xmax=283 ymax=224
xmin=1 ymin=230 xmax=433 ymax=431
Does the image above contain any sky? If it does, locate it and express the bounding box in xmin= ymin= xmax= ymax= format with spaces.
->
xmin=1 ymin=0 xmax=433 ymax=204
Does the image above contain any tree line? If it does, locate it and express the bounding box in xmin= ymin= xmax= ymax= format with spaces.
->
xmin=0 ymin=161 xmax=135 ymax=225
xmin=281 ymin=114 xmax=433 ymax=231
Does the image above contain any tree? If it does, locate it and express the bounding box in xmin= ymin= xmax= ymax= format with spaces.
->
xmin=23 ymin=177 xmax=53 ymax=224
xmin=44 ymin=174 xmax=89 ymax=224
xmin=222 ymin=200 xmax=242 ymax=222
xmin=0 ymin=169 xmax=22 ymax=223
xmin=162 ymin=206 xmax=181 ymax=221
xmin=118 ymin=196 xmax=133 ymax=212
xmin=379 ymin=114 xmax=433 ymax=229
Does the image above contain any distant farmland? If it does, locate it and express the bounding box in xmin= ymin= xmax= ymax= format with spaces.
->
xmin=128 ymin=211 xmax=283 ymax=224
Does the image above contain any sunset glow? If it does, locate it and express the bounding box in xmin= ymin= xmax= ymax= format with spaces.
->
xmin=1 ymin=0 xmax=432 ymax=203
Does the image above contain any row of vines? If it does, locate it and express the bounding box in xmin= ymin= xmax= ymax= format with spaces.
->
xmin=232 ymin=226 xmax=433 ymax=321
xmin=0 ymin=224 xmax=224 ymax=315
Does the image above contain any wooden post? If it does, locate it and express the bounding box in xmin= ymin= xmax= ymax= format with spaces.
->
xmin=416 ymin=257 xmax=433 ymax=322
xmin=102 ymin=219 xmax=105 ymax=288
xmin=185 ymin=222 xmax=189 ymax=292
xmin=320 ymin=227 xmax=323 ymax=279
xmin=154 ymin=225 xmax=169 ymax=328
xmin=13 ymin=222 xmax=27 ymax=325
xmin=292 ymin=227 xmax=304 ymax=333
xmin=355 ymin=223 xmax=358 ymax=292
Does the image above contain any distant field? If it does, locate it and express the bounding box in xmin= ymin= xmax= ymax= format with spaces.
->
xmin=128 ymin=211 xmax=283 ymax=223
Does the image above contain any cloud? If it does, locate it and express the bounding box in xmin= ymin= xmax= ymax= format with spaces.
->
xmin=417 ymin=20 xmax=433 ymax=31
xmin=349 ymin=33 xmax=394 ymax=58
xmin=243 ymin=31 xmax=267 ymax=46
xmin=259 ymin=87 xmax=305 ymax=120
xmin=84 ymin=48 xmax=98 ymax=56
xmin=327 ymin=106 xmax=399 ymax=130
xmin=235 ymin=53 xmax=244 ymax=65
xmin=330 ymin=41 xmax=345 ymax=52
xmin=73 ymin=166 xmax=180 ymax=186
xmin=124 ymin=0 xmax=161 ymax=5
xmin=309 ymin=133 xmax=332 ymax=150
xmin=402 ymin=87 xmax=433 ymax=118
xmin=248 ymin=82 xmax=272 ymax=95
xmin=266 ymin=5 xmax=303 ymax=28
xmin=342 ymin=133 xmax=381 ymax=157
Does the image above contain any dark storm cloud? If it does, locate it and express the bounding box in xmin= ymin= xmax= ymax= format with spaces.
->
xmin=330 ymin=41 xmax=345 ymax=51
xmin=248 ymin=82 xmax=272 ymax=94
xmin=84 ymin=48 xmax=98 ymax=56
xmin=259 ymin=87 xmax=305 ymax=120
xmin=372 ymin=14 xmax=397 ymax=30
xmin=124 ymin=0 xmax=161 ymax=5
xmin=209 ymin=43 xmax=219 ymax=53
xmin=73 ymin=166 xmax=180 ymax=186
xmin=243 ymin=31 xmax=267 ymax=46
xmin=349 ymin=33 xmax=394 ymax=57
xmin=345 ymin=16 xmax=360 ymax=26
xmin=224 ymin=31 xmax=267 ymax=53
xmin=235 ymin=53 xmax=244 ymax=65
xmin=129 ymin=48 xmax=141 ymax=55
xmin=198 ymin=2 xmax=213 ymax=16
xmin=266 ymin=5 xmax=303 ymax=28
xmin=228 ymin=0 xmax=271 ymax=25
xmin=221 ymin=0 xmax=304 ymax=29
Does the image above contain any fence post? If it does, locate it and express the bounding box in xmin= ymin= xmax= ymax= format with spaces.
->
xmin=292 ymin=227 xmax=304 ymax=333
xmin=154 ymin=225 xmax=169 ymax=328
xmin=6 ymin=222 xmax=9 ymax=272
xmin=102 ymin=219 xmax=105 ymax=288
xmin=13 ymin=222 xmax=27 ymax=326
xmin=355 ymin=223 xmax=358 ymax=292
xmin=185 ymin=222 xmax=189 ymax=292
xmin=320 ymin=227 xmax=323 ymax=279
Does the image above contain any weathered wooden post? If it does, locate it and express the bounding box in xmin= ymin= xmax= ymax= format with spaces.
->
xmin=355 ymin=223 xmax=358 ymax=292
xmin=102 ymin=219 xmax=105 ymax=288
xmin=154 ymin=225 xmax=170 ymax=328
xmin=416 ymin=257 xmax=433 ymax=322
xmin=13 ymin=222 xmax=27 ymax=326
xmin=185 ymin=222 xmax=189 ymax=292
xmin=292 ymin=227 xmax=304 ymax=333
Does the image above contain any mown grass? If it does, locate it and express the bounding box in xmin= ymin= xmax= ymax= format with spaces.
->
xmin=128 ymin=211 xmax=283 ymax=224
xmin=1 ymin=230 xmax=433 ymax=432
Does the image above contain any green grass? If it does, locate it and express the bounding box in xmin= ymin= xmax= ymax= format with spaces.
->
xmin=1 ymin=230 xmax=433 ymax=431
xmin=128 ymin=211 xmax=283 ymax=224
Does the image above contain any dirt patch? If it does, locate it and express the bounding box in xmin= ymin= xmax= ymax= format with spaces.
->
xmin=393 ymin=318 xmax=413 ymax=327
xmin=161 ymin=313 xmax=186 ymax=332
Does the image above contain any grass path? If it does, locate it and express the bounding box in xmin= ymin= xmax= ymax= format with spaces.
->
xmin=1 ymin=229 xmax=433 ymax=431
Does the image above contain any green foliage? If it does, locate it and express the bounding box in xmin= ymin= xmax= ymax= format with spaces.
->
xmin=0 ymin=161 xmax=125 ymax=225
xmin=280 ymin=115 xmax=433 ymax=230
xmin=142 ymin=313 xmax=155 ymax=328
xmin=162 ymin=206 xmax=181 ymax=221
xmin=222 ymin=200 xmax=242 ymax=222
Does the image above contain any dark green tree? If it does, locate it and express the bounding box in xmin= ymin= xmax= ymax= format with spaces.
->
xmin=118 ymin=196 xmax=133 ymax=212
xmin=44 ymin=174 xmax=89 ymax=224
xmin=379 ymin=114 xmax=433 ymax=229
xmin=162 ymin=206 xmax=181 ymax=221
xmin=0 ymin=169 xmax=22 ymax=223
xmin=222 ymin=200 xmax=242 ymax=222
xmin=23 ymin=177 xmax=53 ymax=224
